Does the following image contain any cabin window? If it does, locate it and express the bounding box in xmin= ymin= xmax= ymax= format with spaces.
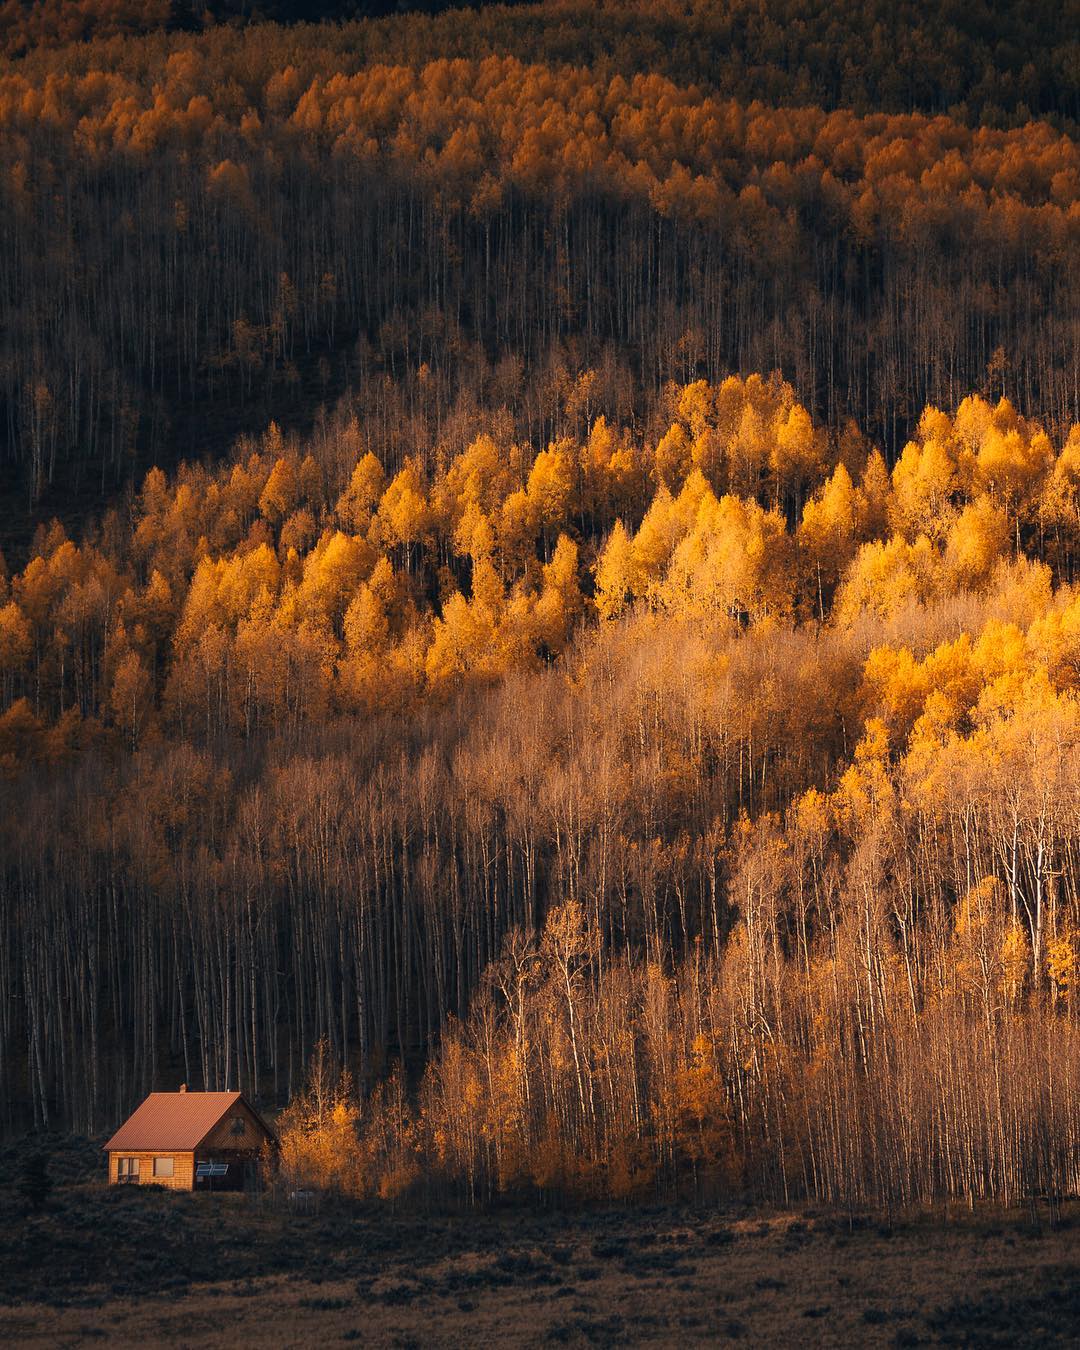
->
xmin=230 ymin=1115 xmax=246 ymax=1136
xmin=117 ymin=1156 xmax=139 ymax=1181
xmin=153 ymin=1156 xmax=174 ymax=1178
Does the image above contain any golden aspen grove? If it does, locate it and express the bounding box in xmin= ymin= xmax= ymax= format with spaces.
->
xmin=5 ymin=0 xmax=1080 ymax=1262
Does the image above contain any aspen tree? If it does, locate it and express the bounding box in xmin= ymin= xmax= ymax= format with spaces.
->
xmin=593 ymin=521 xmax=635 ymax=620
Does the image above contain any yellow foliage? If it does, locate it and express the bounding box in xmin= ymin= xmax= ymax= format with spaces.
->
xmin=860 ymin=645 xmax=929 ymax=737
xmin=834 ymin=534 xmax=938 ymax=623
xmin=335 ymin=451 xmax=385 ymax=533
xmin=297 ymin=529 xmax=375 ymax=628
xmin=526 ymin=444 xmax=574 ymax=534
xmin=798 ymin=461 xmax=864 ymax=602
xmin=890 ymin=432 xmax=960 ymax=541
xmin=259 ymin=453 xmax=298 ymax=524
xmin=653 ymin=422 xmax=692 ymax=490
xmin=534 ymin=534 xmax=582 ymax=653
xmin=1047 ymin=931 xmax=1078 ymax=1003
xmin=771 ymin=402 xmax=825 ymax=495
xmin=109 ymin=646 xmax=152 ymax=749
xmin=376 ymin=459 xmax=432 ymax=549
xmin=276 ymin=1042 xmax=365 ymax=1198
xmin=0 ymin=600 xmax=31 ymax=675
xmin=834 ymin=718 xmax=894 ymax=829
xmin=1000 ymin=923 xmax=1030 ymax=1005
xmin=593 ymin=521 xmax=635 ymax=620
xmin=0 ymin=697 xmax=42 ymax=774
xmin=660 ymin=491 xmax=792 ymax=620
xmin=944 ymin=497 xmax=1010 ymax=587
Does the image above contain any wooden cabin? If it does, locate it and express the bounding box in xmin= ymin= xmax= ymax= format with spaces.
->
xmin=103 ymin=1087 xmax=276 ymax=1192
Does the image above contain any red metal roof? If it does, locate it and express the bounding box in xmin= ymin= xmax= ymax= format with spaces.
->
xmin=103 ymin=1091 xmax=249 ymax=1152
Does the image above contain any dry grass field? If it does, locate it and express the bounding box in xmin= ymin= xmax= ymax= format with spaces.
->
xmin=1 ymin=1140 xmax=1079 ymax=1348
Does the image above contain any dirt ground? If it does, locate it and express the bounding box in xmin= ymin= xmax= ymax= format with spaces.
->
xmin=2 ymin=1197 xmax=1079 ymax=1347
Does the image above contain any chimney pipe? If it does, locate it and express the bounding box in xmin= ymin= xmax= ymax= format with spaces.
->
xmin=179 ymin=1083 xmax=187 ymax=1093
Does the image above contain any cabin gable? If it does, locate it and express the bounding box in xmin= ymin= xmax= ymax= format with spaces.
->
xmin=198 ymin=1097 xmax=273 ymax=1152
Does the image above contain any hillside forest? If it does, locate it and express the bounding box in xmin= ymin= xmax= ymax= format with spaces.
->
xmin=1 ymin=1 xmax=1080 ymax=1215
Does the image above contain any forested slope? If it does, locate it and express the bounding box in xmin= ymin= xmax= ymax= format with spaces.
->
xmin=1 ymin=0 xmax=1080 ymax=1212
xmin=2 ymin=382 xmax=1080 ymax=1208
xmin=1 ymin=1 xmax=1079 ymax=517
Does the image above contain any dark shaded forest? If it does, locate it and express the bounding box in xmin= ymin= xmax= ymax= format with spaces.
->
xmin=1 ymin=0 xmax=1079 ymax=1213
